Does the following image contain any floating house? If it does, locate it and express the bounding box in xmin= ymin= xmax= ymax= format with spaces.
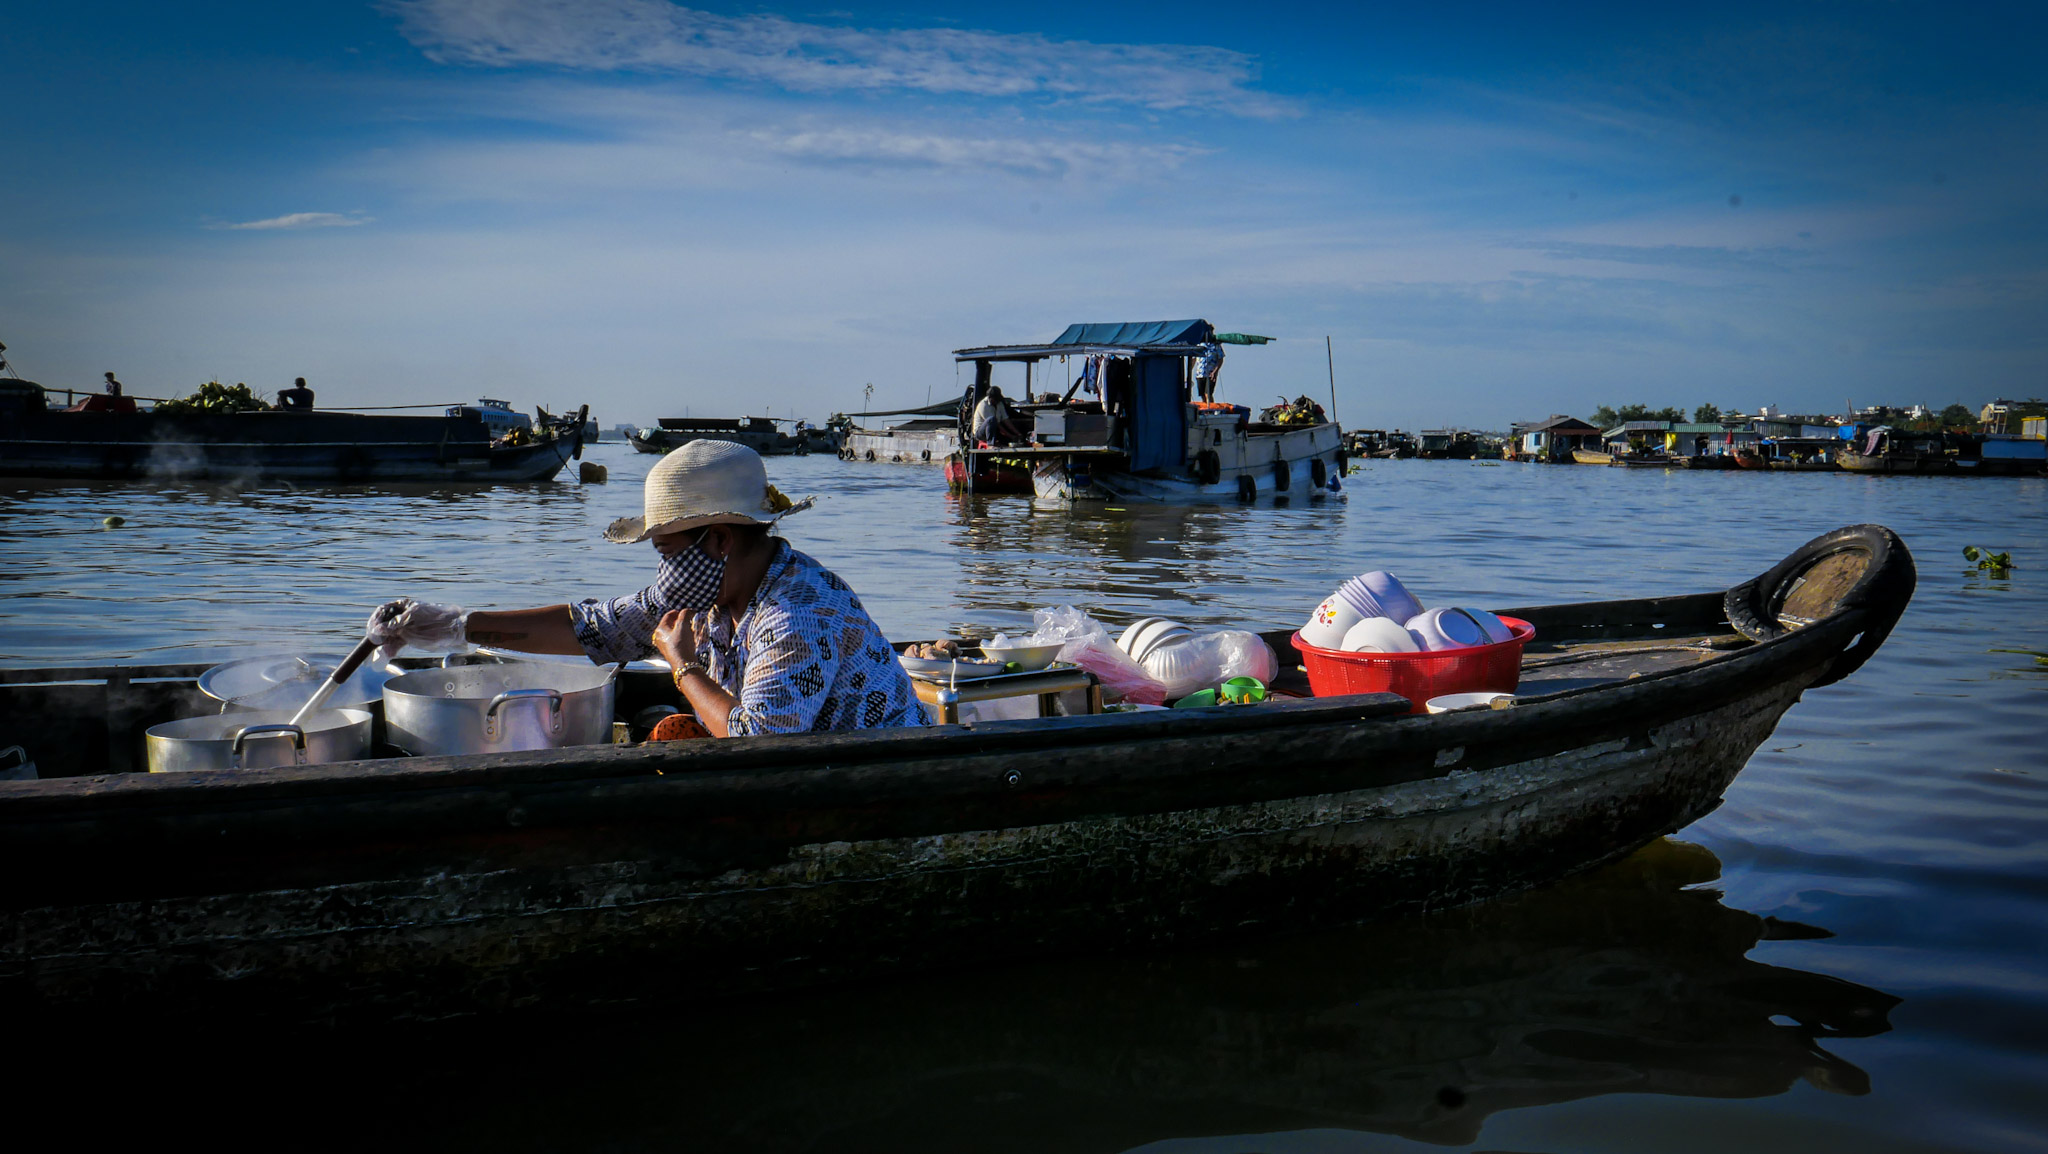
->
xmin=1511 ymin=416 xmax=1602 ymax=463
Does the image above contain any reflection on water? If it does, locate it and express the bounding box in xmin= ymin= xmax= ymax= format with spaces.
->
xmin=42 ymin=840 xmax=1890 ymax=1152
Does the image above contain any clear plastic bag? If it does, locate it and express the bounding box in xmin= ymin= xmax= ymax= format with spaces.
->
xmin=1141 ymin=631 xmax=1279 ymax=699
xmin=1031 ymin=605 xmax=1168 ymax=705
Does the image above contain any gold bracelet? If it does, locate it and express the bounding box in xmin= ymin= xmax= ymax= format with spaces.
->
xmin=671 ymin=662 xmax=709 ymax=689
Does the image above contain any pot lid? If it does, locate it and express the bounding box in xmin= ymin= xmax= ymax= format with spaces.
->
xmin=197 ymin=653 xmax=397 ymax=710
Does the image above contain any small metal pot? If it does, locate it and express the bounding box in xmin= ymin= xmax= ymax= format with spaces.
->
xmin=146 ymin=708 xmax=374 ymax=774
xmin=382 ymin=662 xmax=616 ymax=756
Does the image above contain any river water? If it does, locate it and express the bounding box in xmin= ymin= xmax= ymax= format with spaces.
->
xmin=3 ymin=447 xmax=2044 ymax=1152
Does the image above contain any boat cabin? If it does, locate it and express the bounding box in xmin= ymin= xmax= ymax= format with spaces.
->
xmin=950 ymin=319 xmax=1344 ymax=502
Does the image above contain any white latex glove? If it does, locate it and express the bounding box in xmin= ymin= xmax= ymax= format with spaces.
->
xmin=367 ymin=598 xmax=470 ymax=660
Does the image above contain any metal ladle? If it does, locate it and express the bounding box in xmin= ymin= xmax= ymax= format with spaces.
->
xmin=286 ymin=604 xmax=403 ymax=731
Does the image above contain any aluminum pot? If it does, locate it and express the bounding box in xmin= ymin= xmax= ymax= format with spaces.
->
xmin=146 ymin=708 xmax=374 ymax=774
xmin=197 ymin=653 xmax=396 ymax=713
xmin=381 ymin=662 xmax=617 ymax=756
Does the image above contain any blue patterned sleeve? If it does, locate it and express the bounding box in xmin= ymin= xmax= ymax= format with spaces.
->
xmin=568 ymin=589 xmax=663 ymax=665
xmin=725 ymin=601 xmax=838 ymax=736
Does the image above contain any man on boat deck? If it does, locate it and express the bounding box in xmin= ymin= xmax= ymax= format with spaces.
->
xmin=371 ymin=440 xmax=928 ymax=738
xmin=278 ymin=377 xmax=315 ymax=411
xmin=971 ymin=384 xmax=1026 ymax=446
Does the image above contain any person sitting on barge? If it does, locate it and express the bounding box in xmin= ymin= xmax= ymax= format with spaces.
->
xmin=371 ymin=440 xmax=928 ymax=739
xmin=970 ymin=384 xmax=1027 ymax=446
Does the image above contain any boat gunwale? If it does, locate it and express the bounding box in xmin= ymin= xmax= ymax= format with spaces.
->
xmin=0 ymin=591 xmax=1870 ymax=823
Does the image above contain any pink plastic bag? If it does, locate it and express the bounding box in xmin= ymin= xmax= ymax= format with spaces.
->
xmin=1031 ymin=605 xmax=1168 ymax=705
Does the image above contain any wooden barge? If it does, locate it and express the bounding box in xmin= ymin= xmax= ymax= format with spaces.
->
xmin=0 ymin=526 xmax=1914 ymax=1023
xmin=0 ymin=381 xmax=586 ymax=483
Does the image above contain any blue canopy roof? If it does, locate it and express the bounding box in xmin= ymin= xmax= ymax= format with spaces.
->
xmin=1049 ymin=320 xmax=1214 ymax=348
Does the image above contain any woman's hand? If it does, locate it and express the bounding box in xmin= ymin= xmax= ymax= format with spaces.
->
xmin=652 ymin=608 xmax=706 ymax=668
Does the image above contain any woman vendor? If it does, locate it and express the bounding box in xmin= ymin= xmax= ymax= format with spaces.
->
xmin=370 ymin=440 xmax=928 ymax=738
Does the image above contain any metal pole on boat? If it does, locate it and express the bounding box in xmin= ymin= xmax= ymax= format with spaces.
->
xmin=1325 ymin=336 xmax=1338 ymax=421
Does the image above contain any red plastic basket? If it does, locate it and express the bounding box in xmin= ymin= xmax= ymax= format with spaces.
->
xmin=1292 ymin=617 xmax=1534 ymax=713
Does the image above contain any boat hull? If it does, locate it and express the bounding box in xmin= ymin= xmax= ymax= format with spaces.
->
xmin=4 ymin=672 xmax=1808 ymax=1021
xmin=1024 ymin=423 xmax=1344 ymax=503
xmin=0 ymin=412 xmax=577 ymax=483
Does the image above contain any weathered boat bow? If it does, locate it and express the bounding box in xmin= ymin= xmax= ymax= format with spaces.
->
xmin=0 ymin=527 xmax=1915 ymax=1023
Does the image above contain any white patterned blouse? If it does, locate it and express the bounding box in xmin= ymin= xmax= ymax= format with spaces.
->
xmin=571 ymin=539 xmax=929 ymax=735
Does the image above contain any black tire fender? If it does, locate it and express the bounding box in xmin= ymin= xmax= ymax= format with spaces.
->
xmin=1724 ymin=523 xmax=1916 ymax=686
xmin=1236 ymin=474 xmax=1256 ymax=502
xmin=1309 ymin=457 xmax=1327 ymax=488
xmin=864 ymin=449 xmax=876 ymax=461
xmin=1272 ymin=459 xmax=1290 ymax=491
xmin=1193 ymin=449 xmax=1221 ymax=485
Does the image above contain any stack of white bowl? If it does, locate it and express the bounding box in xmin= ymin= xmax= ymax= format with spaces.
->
xmin=1300 ymin=573 xmax=1514 ymax=653
xmin=1118 ymin=618 xmax=1193 ymax=663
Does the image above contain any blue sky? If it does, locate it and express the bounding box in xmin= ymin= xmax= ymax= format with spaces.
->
xmin=6 ymin=1 xmax=2044 ymax=428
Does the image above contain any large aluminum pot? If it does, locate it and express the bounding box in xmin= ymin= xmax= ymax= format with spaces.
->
xmin=381 ymin=662 xmax=617 ymax=756
xmin=197 ymin=653 xmax=397 ymax=713
xmin=146 ymin=708 xmax=374 ymax=774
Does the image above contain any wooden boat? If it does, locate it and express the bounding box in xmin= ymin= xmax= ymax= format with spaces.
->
xmin=1681 ymin=454 xmax=1741 ymax=470
xmin=0 ymin=382 xmax=586 ymax=483
xmin=0 ymin=525 xmax=1914 ymax=1023
xmin=630 ymin=415 xmax=804 ymax=456
xmin=1571 ymin=447 xmax=1614 ymax=465
xmin=846 ymin=418 xmax=960 ymax=463
xmin=943 ymin=451 xmax=1032 ymax=493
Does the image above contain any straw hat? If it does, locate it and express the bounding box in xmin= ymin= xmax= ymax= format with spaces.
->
xmin=603 ymin=440 xmax=813 ymax=544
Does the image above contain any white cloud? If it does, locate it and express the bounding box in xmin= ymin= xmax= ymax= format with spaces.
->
xmin=382 ymin=0 xmax=1290 ymax=115
xmin=751 ymin=126 xmax=1203 ymax=179
xmin=213 ymin=212 xmax=371 ymax=231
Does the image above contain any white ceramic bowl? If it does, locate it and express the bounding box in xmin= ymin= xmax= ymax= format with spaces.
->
xmin=978 ymin=641 xmax=1065 ymax=671
xmin=898 ymin=653 xmax=1007 ymax=680
xmin=1301 ymin=595 xmax=1365 ymax=650
xmin=1404 ymin=607 xmax=1491 ymax=651
xmin=1425 ymin=691 xmax=1514 ymax=713
xmin=1339 ymin=571 xmax=1424 ymax=623
xmin=1339 ymin=617 xmax=1422 ymax=653
xmin=1119 ymin=617 xmax=1193 ymax=662
xmin=1461 ymin=607 xmax=1514 ymax=644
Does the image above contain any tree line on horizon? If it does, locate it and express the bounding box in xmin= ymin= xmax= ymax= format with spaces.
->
xmin=1584 ymin=401 xmax=1993 ymax=432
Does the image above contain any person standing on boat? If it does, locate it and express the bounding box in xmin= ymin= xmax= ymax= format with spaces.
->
xmin=369 ymin=440 xmax=929 ymax=738
xmin=1194 ymin=342 xmax=1225 ymax=403
xmin=68 ymin=371 xmax=139 ymax=413
xmin=278 ymin=377 xmax=315 ymax=411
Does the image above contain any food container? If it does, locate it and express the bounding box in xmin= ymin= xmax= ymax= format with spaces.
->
xmin=1292 ymin=616 xmax=1534 ymax=713
xmin=977 ymin=641 xmax=1064 ymax=671
xmin=146 ymin=708 xmax=374 ymax=773
xmin=1426 ymin=692 xmax=1516 ymax=713
xmin=382 ymin=662 xmax=617 ymax=756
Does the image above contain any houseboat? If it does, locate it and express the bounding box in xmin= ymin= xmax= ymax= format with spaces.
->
xmin=1509 ymin=416 xmax=1602 ymax=463
xmin=951 ymin=320 xmax=1344 ymax=502
xmin=0 ymin=378 xmax=585 ymax=483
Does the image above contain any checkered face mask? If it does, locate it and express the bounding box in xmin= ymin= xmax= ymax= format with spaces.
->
xmin=661 ymin=529 xmax=726 ymax=610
